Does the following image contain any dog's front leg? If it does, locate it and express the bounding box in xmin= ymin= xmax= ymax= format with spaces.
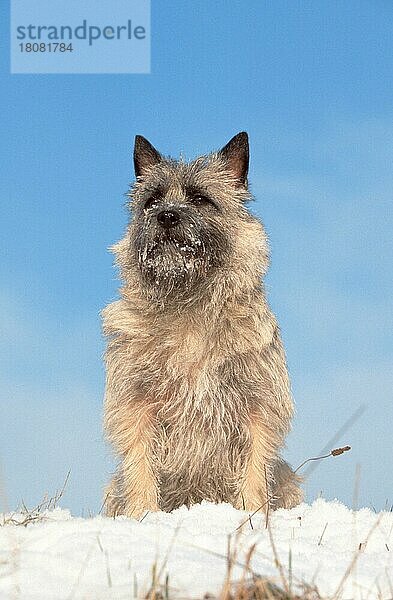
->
xmin=122 ymin=430 xmax=160 ymax=519
xmin=239 ymin=414 xmax=277 ymax=513
xmin=105 ymin=402 xmax=160 ymax=519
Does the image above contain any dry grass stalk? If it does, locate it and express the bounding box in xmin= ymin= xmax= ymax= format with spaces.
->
xmin=144 ymin=523 xmax=181 ymax=599
xmin=294 ymin=447 xmax=351 ymax=475
xmin=219 ymin=534 xmax=321 ymax=600
xmin=236 ymin=447 xmax=350 ymax=534
xmin=317 ymin=523 xmax=328 ymax=547
xmin=0 ymin=471 xmax=70 ymax=527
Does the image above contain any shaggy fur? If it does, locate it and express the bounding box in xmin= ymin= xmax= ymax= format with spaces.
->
xmin=103 ymin=132 xmax=303 ymax=518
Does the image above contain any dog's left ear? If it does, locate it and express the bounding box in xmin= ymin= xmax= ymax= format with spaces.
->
xmin=218 ymin=132 xmax=249 ymax=187
xmin=134 ymin=135 xmax=162 ymax=177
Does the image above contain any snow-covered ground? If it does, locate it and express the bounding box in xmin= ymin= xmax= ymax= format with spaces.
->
xmin=0 ymin=499 xmax=392 ymax=599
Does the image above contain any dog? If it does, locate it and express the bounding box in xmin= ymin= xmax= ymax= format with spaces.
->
xmin=103 ymin=132 xmax=302 ymax=517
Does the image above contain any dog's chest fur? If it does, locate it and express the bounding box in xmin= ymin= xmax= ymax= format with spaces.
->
xmin=104 ymin=296 xmax=278 ymax=507
xmin=105 ymin=294 xmax=275 ymax=412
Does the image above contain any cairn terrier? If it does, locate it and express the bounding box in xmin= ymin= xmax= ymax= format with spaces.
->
xmin=103 ymin=132 xmax=302 ymax=518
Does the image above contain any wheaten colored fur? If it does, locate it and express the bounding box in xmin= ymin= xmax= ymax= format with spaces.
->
xmin=103 ymin=133 xmax=302 ymax=518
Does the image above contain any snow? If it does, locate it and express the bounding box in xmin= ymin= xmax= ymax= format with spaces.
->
xmin=0 ymin=499 xmax=392 ymax=599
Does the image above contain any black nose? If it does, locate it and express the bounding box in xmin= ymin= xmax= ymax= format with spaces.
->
xmin=157 ymin=210 xmax=180 ymax=228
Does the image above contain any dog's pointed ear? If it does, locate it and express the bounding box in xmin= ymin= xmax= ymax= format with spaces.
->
xmin=218 ymin=132 xmax=249 ymax=187
xmin=134 ymin=135 xmax=162 ymax=177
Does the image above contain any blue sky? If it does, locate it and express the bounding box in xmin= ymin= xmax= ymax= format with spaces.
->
xmin=0 ymin=1 xmax=392 ymax=515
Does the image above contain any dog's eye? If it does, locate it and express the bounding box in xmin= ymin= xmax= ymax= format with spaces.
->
xmin=190 ymin=194 xmax=213 ymax=206
xmin=144 ymin=195 xmax=160 ymax=210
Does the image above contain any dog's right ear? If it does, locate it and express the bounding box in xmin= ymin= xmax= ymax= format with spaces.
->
xmin=134 ymin=135 xmax=162 ymax=177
